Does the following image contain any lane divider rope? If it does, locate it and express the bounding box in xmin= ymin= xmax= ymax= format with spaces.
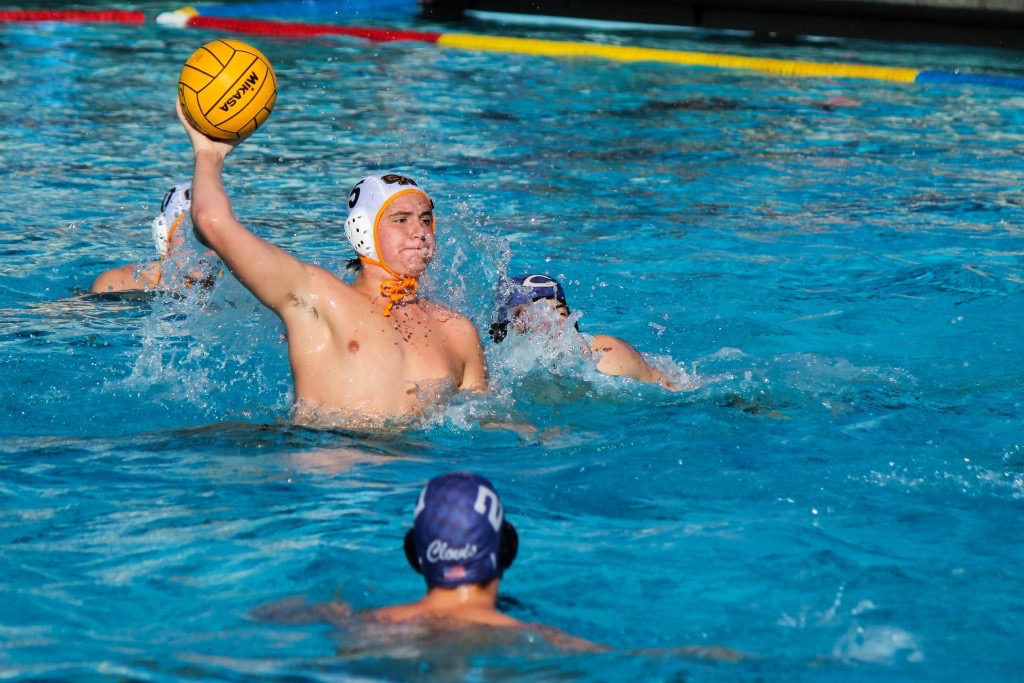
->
xmin=4 ymin=8 xmax=1022 ymax=91
xmin=0 ymin=9 xmax=145 ymax=23
xmin=166 ymin=14 xmax=1024 ymax=90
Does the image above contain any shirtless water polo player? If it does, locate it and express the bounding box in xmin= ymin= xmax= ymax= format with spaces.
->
xmin=177 ymin=100 xmax=487 ymax=427
xmin=252 ymin=472 xmax=747 ymax=660
xmin=254 ymin=471 xmax=603 ymax=652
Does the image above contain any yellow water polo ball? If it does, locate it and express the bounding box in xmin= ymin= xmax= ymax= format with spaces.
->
xmin=178 ymin=38 xmax=276 ymax=140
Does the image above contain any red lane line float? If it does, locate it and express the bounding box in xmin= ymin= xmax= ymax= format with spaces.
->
xmin=183 ymin=15 xmax=442 ymax=43
xmin=0 ymin=9 xmax=145 ymax=23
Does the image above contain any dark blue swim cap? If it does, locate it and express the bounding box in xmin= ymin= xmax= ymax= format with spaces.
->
xmin=404 ymin=472 xmax=516 ymax=589
xmin=490 ymin=274 xmax=570 ymax=342
xmin=491 ymin=270 xmax=573 ymax=331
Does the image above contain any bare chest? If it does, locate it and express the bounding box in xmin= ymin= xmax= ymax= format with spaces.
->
xmin=335 ymin=306 xmax=460 ymax=377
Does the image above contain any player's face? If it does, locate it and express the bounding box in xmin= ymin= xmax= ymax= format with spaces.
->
xmin=376 ymin=193 xmax=435 ymax=275
xmin=510 ymin=297 xmax=569 ymax=335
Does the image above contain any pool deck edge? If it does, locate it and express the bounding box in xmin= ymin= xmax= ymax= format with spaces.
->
xmin=424 ymin=0 xmax=1024 ymax=50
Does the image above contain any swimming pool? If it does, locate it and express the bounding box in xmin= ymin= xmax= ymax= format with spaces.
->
xmin=2 ymin=5 xmax=1023 ymax=681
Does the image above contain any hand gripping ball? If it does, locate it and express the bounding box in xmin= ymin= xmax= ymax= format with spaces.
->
xmin=178 ymin=39 xmax=277 ymax=140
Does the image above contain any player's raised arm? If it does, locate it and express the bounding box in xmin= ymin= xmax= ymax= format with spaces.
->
xmin=176 ymin=98 xmax=312 ymax=316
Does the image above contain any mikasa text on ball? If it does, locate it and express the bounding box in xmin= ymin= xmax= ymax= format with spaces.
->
xmin=178 ymin=39 xmax=276 ymax=140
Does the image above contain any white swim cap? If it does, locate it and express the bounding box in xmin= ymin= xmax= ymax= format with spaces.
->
xmin=151 ymin=182 xmax=192 ymax=258
xmin=344 ymin=173 xmax=431 ymax=263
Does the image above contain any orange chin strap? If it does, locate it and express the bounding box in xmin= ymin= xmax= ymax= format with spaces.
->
xmin=360 ymin=256 xmax=420 ymax=316
xmin=380 ymin=275 xmax=419 ymax=316
xmin=159 ymin=214 xmax=186 ymax=263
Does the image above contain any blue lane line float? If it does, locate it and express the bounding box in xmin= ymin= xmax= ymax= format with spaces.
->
xmin=915 ymin=69 xmax=1024 ymax=89
xmin=180 ymin=0 xmax=417 ymax=19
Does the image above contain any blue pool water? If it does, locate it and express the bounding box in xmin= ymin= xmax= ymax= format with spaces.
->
xmin=2 ymin=6 xmax=1024 ymax=681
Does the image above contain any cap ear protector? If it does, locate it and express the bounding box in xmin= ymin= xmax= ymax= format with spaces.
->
xmin=404 ymin=521 xmax=518 ymax=578
xmin=489 ymin=322 xmax=510 ymax=344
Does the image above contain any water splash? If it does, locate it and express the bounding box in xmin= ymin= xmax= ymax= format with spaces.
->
xmin=832 ymin=624 xmax=925 ymax=664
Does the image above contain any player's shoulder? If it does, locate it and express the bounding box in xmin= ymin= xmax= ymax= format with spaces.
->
xmin=90 ymin=261 xmax=161 ymax=293
xmin=364 ymin=602 xmax=424 ymax=623
xmin=423 ymin=299 xmax=473 ymax=325
xmin=589 ymin=333 xmax=635 ymax=354
xmin=307 ymin=263 xmax=360 ymax=297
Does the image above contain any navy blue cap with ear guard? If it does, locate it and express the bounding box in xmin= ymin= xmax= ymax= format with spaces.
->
xmin=403 ymin=472 xmax=517 ymax=588
xmin=490 ymin=274 xmax=570 ymax=343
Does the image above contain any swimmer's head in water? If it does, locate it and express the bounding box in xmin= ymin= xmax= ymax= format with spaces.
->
xmin=151 ymin=182 xmax=192 ymax=259
xmin=404 ymin=472 xmax=518 ymax=589
xmin=490 ymin=273 xmax=572 ymax=343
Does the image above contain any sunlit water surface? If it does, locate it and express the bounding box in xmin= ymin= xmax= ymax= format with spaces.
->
xmin=1 ymin=7 xmax=1023 ymax=682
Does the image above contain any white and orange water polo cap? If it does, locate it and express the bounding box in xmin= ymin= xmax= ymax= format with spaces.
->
xmin=151 ymin=182 xmax=192 ymax=259
xmin=344 ymin=173 xmax=434 ymax=315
